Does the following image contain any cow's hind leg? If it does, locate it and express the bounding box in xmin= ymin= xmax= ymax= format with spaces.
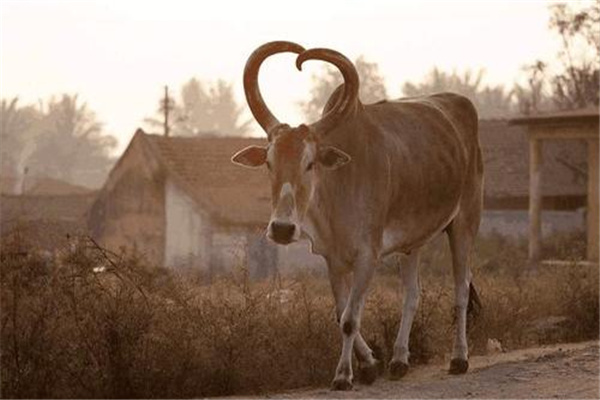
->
xmin=446 ymin=210 xmax=480 ymax=374
xmin=389 ymin=250 xmax=420 ymax=379
xmin=328 ymin=263 xmax=381 ymax=387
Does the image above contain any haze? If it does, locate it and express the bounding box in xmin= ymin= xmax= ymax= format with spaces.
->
xmin=0 ymin=0 xmax=583 ymax=153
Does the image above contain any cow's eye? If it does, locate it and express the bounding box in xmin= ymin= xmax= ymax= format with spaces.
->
xmin=306 ymin=161 xmax=315 ymax=172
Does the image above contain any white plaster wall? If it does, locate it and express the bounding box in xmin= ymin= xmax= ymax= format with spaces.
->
xmin=480 ymin=209 xmax=585 ymax=238
xmin=246 ymin=232 xmax=278 ymax=278
xmin=276 ymin=240 xmax=326 ymax=274
xmin=164 ymin=180 xmax=208 ymax=270
xmin=165 ymin=177 xmax=324 ymax=276
xmin=212 ymin=231 xmax=248 ymax=272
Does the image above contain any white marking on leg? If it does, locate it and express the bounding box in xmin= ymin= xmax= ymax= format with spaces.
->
xmin=392 ymin=251 xmax=420 ymax=364
xmin=448 ymin=224 xmax=474 ymax=362
xmin=334 ymin=253 xmax=376 ymax=385
xmin=453 ymin=277 xmax=470 ymax=361
xmin=328 ymin=266 xmax=376 ymax=372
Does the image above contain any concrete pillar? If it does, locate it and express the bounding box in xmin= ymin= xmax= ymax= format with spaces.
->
xmin=587 ymin=138 xmax=599 ymax=261
xmin=529 ymin=137 xmax=543 ymax=262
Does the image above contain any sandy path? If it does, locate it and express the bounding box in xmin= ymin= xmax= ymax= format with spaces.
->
xmin=264 ymin=341 xmax=599 ymax=399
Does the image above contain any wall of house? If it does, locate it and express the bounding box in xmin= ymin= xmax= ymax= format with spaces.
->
xmin=162 ymin=181 xmax=294 ymax=278
xmin=205 ymin=226 xmax=324 ymax=279
xmin=277 ymin=241 xmax=327 ymax=274
xmin=211 ymin=229 xmax=247 ymax=274
xmin=209 ymin=228 xmax=279 ymax=279
xmin=480 ymin=209 xmax=585 ymax=238
xmin=88 ymin=136 xmax=165 ymax=264
xmin=247 ymin=232 xmax=278 ymax=278
xmin=164 ymin=179 xmax=210 ymax=271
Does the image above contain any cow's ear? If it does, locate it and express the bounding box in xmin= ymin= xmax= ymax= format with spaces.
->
xmin=318 ymin=146 xmax=351 ymax=169
xmin=231 ymin=146 xmax=267 ymax=168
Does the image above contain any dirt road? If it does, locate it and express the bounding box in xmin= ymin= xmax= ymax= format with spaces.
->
xmin=269 ymin=341 xmax=599 ymax=399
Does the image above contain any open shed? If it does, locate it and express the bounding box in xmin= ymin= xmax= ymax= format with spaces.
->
xmin=510 ymin=108 xmax=599 ymax=263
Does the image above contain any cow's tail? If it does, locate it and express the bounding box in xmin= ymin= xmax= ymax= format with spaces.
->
xmin=467 ymin=282 xmax=482 ymax=320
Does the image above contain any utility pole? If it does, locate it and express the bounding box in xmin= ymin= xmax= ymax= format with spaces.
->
xmin=160 ymin=85 xmax=174 ymax=137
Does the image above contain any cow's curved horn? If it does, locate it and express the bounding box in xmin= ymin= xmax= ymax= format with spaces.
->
xmin=244 ymin=41 xmax=306 ymax=136
xmin=296 ymin=48 xmax=359 ymax=134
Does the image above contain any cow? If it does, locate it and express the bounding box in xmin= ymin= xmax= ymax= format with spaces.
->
xmin=231 ymin=41 xmax=483 ymax=390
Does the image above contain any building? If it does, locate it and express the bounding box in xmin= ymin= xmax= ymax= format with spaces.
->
xmin=88 ymin=120 xmax=590 ymax=276
xmin=480 ymin=119 xmax=587 ymax=238
xmin=509 ymin=108 xmax=598 ymax=262
xmin=1 ymin=177 xmax=96 ymax=251
xmin=87 ymin=129 xmax=323 ymax=278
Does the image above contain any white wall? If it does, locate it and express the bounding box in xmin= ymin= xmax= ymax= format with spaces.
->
xmin=277 ymin=240 xmax=326 ymax=274
xmin=211 ymin=231 xmax=248 ymax=273
xmin=480 ymin=209 xmax=586 ymax=238
xmin=164 ymin=179 xmax=208 ymax=270
xmin=165 ymin=178 xmax=326 ymax=276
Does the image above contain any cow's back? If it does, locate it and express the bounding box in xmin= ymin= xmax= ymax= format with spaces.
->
xmin=309 ymin=92 xmax=481 ymax=255
xmin=364 ymin=93 xmax=480 ymax=253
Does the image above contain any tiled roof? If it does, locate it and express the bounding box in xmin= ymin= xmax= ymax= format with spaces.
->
xmin=0 ymin=175 xmax=92 ymax=195
xmin=143 ymin=133 xmax=271 ymax=227
xmin=1 ymin=192 xmax=97 ymax=222
xmin=25 ymin=177 xmax=93 ymax=195
xmin=480 ymin=120 xmax=587 ymax=198
xmin=510 ymin=106 xmax=599 ymax=126
xmin=125 ymin=122 xmax=586 ymax=229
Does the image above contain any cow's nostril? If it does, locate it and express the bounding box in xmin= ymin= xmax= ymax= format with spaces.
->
xmin=270 ymin=222 xmax=296 ymax=242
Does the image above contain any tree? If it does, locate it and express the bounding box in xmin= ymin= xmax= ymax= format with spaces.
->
xmin=512 ymin=61 xmax=554 ymax=115
xmin=518 ymin=2 xmax=599 ymax=112
xmin=548 ymin=2 xmax=599 ymax=109
xmin=27 ymin=94 xmax=117 ymax=188
xmin=402 ymin=68 xmax=513 ymax=118
xmin=300 ymin=56 xmax=388 ymax=122
xmin=0 ymin=98 xmax=42 ymax=180
xmin=208 ymin=80 xmax=251 ymax=135
xmin=145 ymin=78 xmax=250 ymax=137
xmin=176 ymin=78 xmax=212 ymax=135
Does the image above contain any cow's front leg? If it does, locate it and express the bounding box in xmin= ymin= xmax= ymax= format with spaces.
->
xmin=390 ymin=250 xmax=420 ymax=379
xmin=328 ymin=265 xmax=381 ymax=387
xmin=331 ymin=252 xmax=377 ymax=391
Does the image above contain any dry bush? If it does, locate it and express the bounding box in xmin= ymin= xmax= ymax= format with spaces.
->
xmin=0 ymin=231 xmax=597 ymax=398
xmin=0 ymin=235 xmax=341 ymax=398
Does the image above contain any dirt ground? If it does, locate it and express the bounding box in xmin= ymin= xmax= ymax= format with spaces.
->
xmin=257 ymin=341 xmax=599 ymax=399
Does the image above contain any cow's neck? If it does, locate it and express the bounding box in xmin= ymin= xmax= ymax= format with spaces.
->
xmin=301 ymin=192 xmax=333 ymax=257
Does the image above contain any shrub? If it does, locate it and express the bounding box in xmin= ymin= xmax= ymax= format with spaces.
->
xmin=0 ymin=232 xmax=597 ymax=398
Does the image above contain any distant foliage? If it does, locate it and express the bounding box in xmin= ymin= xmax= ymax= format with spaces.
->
xmin=0 ymin=98 xmax=41 ymax=181
xmin=303 ymin=57 xmax=515 ymax=120
xmin=300 ymin=56 xmax=388 ymax=122
xmin=146 ymin=79 xmax=251 ymax=137
xmin=512 ymin=61 xmax=555 ymax=115
xmin=29 ymin=95 xmax=117 ymax=188
xmin=0 ymin=95 xmax=116 ymax=189
xmin=548 ymin=2 xmax=599 ymax=109
xmin=516 ymin=2 xmax=599 ymax=113
xmin=402 ymin=68 xmax=514 ymax=118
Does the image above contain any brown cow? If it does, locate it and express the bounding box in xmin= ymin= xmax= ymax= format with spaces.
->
xmin=232 ymin=41 xmax=483 ymax=390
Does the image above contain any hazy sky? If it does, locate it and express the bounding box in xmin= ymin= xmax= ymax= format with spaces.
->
xmin=0 ymin=0 xmax=588 ymax=153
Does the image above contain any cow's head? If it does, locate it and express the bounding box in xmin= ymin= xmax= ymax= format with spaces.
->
xmin=231 ymin=41 xmax=358 ymax=245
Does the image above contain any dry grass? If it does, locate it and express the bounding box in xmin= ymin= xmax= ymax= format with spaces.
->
xmin=1 ymin=231 xmax=597 ymax=398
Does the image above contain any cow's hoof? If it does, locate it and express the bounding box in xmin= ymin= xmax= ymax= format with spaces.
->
xmin=331 ymin=377 xmax=353 ymax=391
xmin=389 ymin=360 xmax=409 ymax=380
xmin=449 ymin=358 xmax=469 ymax=374
xmin=357 ymin=360 xmax=382 ymax=385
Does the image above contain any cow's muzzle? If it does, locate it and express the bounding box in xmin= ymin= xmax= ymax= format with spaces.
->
xmin=267 ymin=221 xmax=298 ymax=244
